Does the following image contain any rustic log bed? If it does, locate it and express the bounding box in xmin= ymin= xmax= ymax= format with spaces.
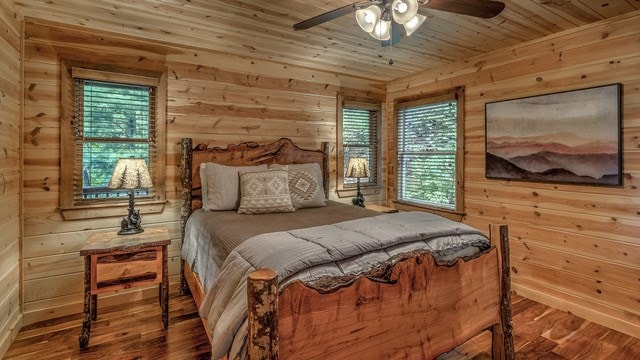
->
xmin=179 ymin=138 xmax=514 ymax=360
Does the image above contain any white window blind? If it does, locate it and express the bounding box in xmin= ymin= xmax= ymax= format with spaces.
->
xmin=342 ymin=105 xmax=379 ymax=185
xmin=73 ymin=79 xmax=157 ymax=204
xmin=397 ymin=98 xmax=458 ymax=209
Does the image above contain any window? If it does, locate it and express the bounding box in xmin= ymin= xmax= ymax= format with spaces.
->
xmin=60 ymin=63 xmax=166 ymax=219
xmin=338 ymin=98 xmax=381 ymax=189
xmin=396 ymin=88 xmax=464 ymax=212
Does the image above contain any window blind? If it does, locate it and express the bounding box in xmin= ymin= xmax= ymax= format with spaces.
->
xmin=397 ymin=99 xmax=457 ymax=209
xmin=342 ymin=106 xmax=379 ymax=185
xmin=73 ymin=79 xmax=157 ymax=204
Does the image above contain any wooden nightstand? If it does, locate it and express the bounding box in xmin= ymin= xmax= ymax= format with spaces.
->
xmin=365 ymin=204 xmax=399 ymax=213
xmin=78 ymin=226 xmax=171 ymax=349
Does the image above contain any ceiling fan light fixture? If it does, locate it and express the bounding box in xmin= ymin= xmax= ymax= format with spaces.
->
xmin=392 ymin=0 xmax=419 ymax=25
xmin=355 ymin=5 xmax=382 ymax=33
xmin=369 ymin=19 xmax=391 ymax=41
xmin=403 ymin=13 xmax=426 ymax=36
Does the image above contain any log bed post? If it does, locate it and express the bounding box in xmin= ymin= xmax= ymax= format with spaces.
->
xmin=247 ymin=269 xmax=279 ymax=360
xmin=180 ymin=138 xmax=193 ymax=296
xmin=490 ymin=224 xmax=515 ymax=360
xmin=321 ymin=141 xmax=329 ymax=199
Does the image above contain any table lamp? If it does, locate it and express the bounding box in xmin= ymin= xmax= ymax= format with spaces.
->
xmin=108 ymin=158 xmax=153 ymax=235
xmin=346 ymin=157 xmax=370 ymax=207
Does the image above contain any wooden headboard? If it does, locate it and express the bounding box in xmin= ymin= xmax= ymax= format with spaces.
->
xmin=179 ymin=138 xmax=329 ymax=239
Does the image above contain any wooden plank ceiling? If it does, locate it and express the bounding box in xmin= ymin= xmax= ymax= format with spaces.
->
xmin=16 ymin=0 xmax=640 ymax=81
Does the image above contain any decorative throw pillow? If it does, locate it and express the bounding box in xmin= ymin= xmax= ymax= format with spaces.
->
xmin=237 ymin=169 xmax=295 ymax=214
xmin=270 ymin=163 xmax=326 ymax=209
xmin=200 ymin=163 xmax=268 ymax=211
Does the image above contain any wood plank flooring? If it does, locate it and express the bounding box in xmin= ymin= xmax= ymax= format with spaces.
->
xmin=5 ymin=292 xmax=639 ymax=359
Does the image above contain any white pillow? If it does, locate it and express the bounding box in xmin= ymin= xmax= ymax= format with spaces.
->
xmin=270 ymin=163 xmax=326 ymax=209
xmin=200 ymin=163 xmax=268 ymax=210
xmin=237 ymin=169 xmax=295 ymax=214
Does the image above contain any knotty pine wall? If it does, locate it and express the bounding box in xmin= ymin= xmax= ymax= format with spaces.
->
xmin=21 ymin=19 xmax=385 ymax=325
xmin=387 ymin=11 xmax=640 ymax=337
xmin=0 ymin=0 xmax=22 ymax=357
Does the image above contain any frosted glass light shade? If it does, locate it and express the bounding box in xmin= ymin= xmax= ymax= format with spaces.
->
xmin=403 ymin=13 xmax=426 ymax=36
xmin=355 ymin=5 xmax=382 ymax=33
xmin=392 ymin=0 xmax=419 ymax=24
xmin=369 ymin=19 xmax=391 ymax=41
xmin=108 ymin=158 xmax=153 ymax=189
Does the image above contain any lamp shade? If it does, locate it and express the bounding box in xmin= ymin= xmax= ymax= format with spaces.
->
xmin=108 ymin=158 xmax=153 ymax=190
xmin=369 ymin=19 xmax=391 ymax=41
xmin=346 ymin=157 xmax=371 ymax=178
xmin=355 ymin=5 xmax=382 ymax=33
xmin=403 ymin=13 xmax=426 ymax=36
xmin=392 ymin=0 xmax=419 ymax=25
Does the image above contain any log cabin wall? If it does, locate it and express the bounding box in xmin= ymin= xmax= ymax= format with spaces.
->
xmin=0 ymin=0 xmax=22 ymax=357
xmin=20 ymin=19 xmax=385 ymax=325
xmin=387 ymin=11 xmax=640 ymax=337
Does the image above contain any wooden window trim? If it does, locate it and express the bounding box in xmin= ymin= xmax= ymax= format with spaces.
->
xmin=336 ymin=94 xmax=382 ymax=198
xmin=392 ymin=87 xmax=465 ymax=214
xmin=60 ymin=61 xmax=167 ymax=220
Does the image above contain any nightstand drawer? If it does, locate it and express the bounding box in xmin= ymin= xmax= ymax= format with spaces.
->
xmin=91 ymin=246 xmax=163 ymax=294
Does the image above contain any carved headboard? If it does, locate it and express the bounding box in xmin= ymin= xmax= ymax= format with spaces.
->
xmin=180 ymin=138 xmax=329 ymax=239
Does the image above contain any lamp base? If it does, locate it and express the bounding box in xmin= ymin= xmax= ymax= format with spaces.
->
xmin=352 ymin=180 xmax=366 ymax=207
xmin=117 ymin=226 xmax=144 ymax=235
xmin=118 ymin=190 xmax=144 ymax=235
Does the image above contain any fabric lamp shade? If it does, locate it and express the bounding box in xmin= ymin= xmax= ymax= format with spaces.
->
xmin=108 ymin=158 xmax=153 ymax=190
xmin=346 ymin=157 xmax=371 ymax=179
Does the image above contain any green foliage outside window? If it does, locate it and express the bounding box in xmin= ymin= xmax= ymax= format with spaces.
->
xmin=397 ymin=100 xmax=457 ymax=209
xmin=80 ymin=80 xmax=152 ymax=199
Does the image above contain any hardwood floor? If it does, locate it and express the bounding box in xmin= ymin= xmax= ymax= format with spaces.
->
xmin=5 ymin=292 xmax=639 ymax=359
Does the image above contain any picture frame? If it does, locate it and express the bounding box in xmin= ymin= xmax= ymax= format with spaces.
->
xmin=485 ymin=83 xmax=622 ymax=186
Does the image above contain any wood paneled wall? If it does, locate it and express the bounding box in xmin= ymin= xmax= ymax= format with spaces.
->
xmin=21 ymin=19 xmax=385 ymax=325
xmin=387 ymin=11 xmax=640 ymax=337
xmin=0 ymin=0 xmax=22 ymax=357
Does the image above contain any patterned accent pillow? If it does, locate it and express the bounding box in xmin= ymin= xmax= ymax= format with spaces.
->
xmin=237 ymin=169 xmax=295 ymax=214
xmin=270 ymin=163 xmax=326 ymax=209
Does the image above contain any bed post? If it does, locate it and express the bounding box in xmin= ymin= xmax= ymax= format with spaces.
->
xmin=321 ymin=141 xmax=329 ymax=199
xmin=247 ymin=269 xmax=279 ymax=360
xmin=490 ymin=224 xmax=515 ymax=360
xmin=180 ymin=138 xmax=193 ymax=296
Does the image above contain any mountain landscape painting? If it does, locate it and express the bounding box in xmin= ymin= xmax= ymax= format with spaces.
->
xmin=485 ymin=84 xmax=622 ymax=186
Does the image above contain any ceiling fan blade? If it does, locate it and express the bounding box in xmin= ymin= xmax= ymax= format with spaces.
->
xmin=425 ymin=0 xmax=505 ymax=19
xmin=293 ymin=2 xmax=360 ymax=30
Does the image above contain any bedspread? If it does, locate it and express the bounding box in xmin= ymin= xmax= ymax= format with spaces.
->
xmin=200 ymin=211 xmax=490 ymax=359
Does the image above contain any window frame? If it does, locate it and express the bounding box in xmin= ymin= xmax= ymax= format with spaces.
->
xmin=60 ymin=61 xmax=167 ymax=220
xmin=336 ymin=95 xmax=382 ymax=196
xmin=392 ymin=87 xmax=465 ymax=215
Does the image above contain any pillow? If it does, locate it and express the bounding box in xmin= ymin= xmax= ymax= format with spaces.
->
xmin=200 ymin=163 xmax=268 ymax=211
xmin=270 ymin=163 xmax=326 ymax=209
xmin=237 ymin=169 xmax=295 ymax=214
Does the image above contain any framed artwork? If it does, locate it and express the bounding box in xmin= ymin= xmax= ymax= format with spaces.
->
xmin=485 ymin=84 xmax=622 ymax=186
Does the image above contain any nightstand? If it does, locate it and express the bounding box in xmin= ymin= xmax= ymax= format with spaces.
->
xmin=78 ymin=226 xmax=171 ymax=349
xmin=365 ymin=204 xmax=399 ymax=213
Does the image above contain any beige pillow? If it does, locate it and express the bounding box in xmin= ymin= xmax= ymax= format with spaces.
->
xmin=237 ymin=169 xmax=295 ymax=214
xmin=200 ymin=163 xmax=268 ymax=211
xmin=270 ymin=163 xmax=326 ymax=209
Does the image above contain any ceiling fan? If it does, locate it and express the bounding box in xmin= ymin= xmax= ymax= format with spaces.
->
xmin=294 ymin=0 xmax=505 ymax=46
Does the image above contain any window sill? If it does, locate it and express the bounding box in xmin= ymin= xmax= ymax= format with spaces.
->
xmin=60 ymin=199 xmax=167 ymax=220
xmin=392 ymin=200 xmax=466 ymax=222
xmin=335 ymin=185 xmax=381 ymax=199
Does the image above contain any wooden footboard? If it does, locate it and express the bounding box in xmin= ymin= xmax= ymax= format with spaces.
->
xmin=246 ymin=224 xmax=514 ymax=360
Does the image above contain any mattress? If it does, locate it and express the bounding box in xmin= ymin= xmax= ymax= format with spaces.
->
xmin=181 ymin=201 xmax=380 ymax=291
